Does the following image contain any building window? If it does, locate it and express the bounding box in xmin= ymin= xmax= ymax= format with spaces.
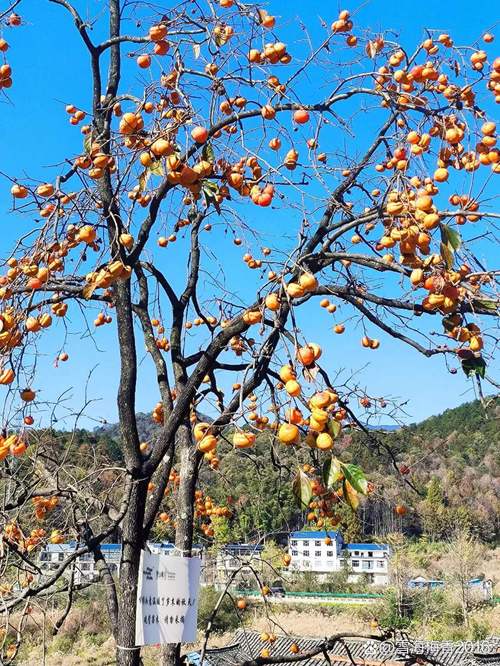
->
xmin=315 ymin=551 xmax=321 ymax=557
xmin=40 ymin=552 xmax=49 ymax=561
xmin=352 ymin=560 xmax=360 ymax=567
xmin=362 ymin=561 xmax=373 ymax=570
xmin=377 ymin=561 xmax=385 ymax=568
xmin=58 ymin=553 xmax=64 ymax=562
xmin=292 ymin=551 xmax=298 ymax=556
xmin=368 ymin=551 xmax=373 ymax=557
xmin=301 ymin=540 xmax=309 ymax=547
xmin=353 ymin=551 xmax=359 ymax=556
xmin=80 ymin=563 xmax=91 ymax=571
xmin=314 ymin=541 xmax=321 ymax=546
xmin=290 ymin=540 xmax=297 ymax=546
xmin=326 ymin=550 xmax=333 ymax=557
xmin=303 ymin=550 xmax=309 ymax=557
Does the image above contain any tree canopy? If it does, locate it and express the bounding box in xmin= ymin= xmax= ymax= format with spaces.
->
xmin=0 ymin=1 xmax=498 ymax=664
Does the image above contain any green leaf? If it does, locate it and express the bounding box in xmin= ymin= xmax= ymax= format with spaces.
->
xmin=202 ymin=179 xmax=219 ymax=193
xmin=340 ymin=462 xmax=368 ymax=495
xmin=202 ymin=142 xmax=215 ymax=163
xmin=214 ymin=31 xmax=227 ymax=47
xmin=343 ymin=480 xmax=359 ymax=510
xmin=461 ymin=356 xmax=486 ymax=379
xmin=327 ymin=419 xmax=342 ymax=439
xmin=322 ymin=457 xmax=343 ymax=488
xmin=474 ymin=299 xmax=498 ymax=312
xmin=440 ymin=224 xmax=462 ymax=251
xmin=148 ymin=160 xmax=164 ymax=176
xmin=440 ymin=241 xmax=454 ymax=270
xmin=202 ymin=181 xmax=220 ymax=208
xmin=292 ymin=469 xmax=312 ymax=510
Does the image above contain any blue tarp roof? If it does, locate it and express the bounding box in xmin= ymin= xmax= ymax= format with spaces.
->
xmin=222 ymin=543 xmax=264 ymax=553
xmin=290 ymin=531 xmax=342 ymax=540
xmin=347 ymin=543 xmax=389 ymax=551
xmin=151 ymin=542 xmax=203 ymax=551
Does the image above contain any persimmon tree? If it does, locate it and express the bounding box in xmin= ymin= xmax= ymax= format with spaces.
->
xmin=0 ymin=1 xmax=498 ymax=664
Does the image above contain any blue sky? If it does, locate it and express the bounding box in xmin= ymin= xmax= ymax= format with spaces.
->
xmin=0 ymin=0 xmax=497 ymax=430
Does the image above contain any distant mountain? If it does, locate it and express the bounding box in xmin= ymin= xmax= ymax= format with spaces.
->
xmin=94 ymin=411 xmax=159 ymax=442
xmin=94 ymin=410 xmax=213 ymax=442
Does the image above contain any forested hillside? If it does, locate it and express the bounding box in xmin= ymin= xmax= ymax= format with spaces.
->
xmin=203 ymin=397 xmax=500 ymax=544
xmin=87 ymin=397 xmax=500 ymax=545
xmin=351 ymin=397 xmax=499 ymax=542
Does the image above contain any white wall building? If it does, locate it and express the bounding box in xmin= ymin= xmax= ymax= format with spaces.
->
xmin=39 ymin=543 xmax=121 ymax=585
xmin=346 ymin=543 xmax=390 ymax=585
xmin=287 ymin=531 xmax=390 ymax=585
xmin=211 ymin=544 xmax=264 ymax=588
xmin=38 ymin=542 xmax=202 ymax=586
xmin=288 ymin=530 xmax=344 ymax=573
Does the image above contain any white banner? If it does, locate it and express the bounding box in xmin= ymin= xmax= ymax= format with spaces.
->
xmin=135 ymin=550 xmax=201 ymax=645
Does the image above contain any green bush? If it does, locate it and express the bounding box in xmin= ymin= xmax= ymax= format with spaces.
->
xmin=48 ymin=634 xmax=74 ymax=655
xmin=376 ymin=586 xmax=493 ymax=640
xmin=470 ymin=619 xmax=490 ymax=641
xmin=286 ymin=569 xmax=372 ymax=594
xmin=197 ymin=586 xmax=241 ymax=635
xmin=376 ymin=589 xmax=412 ymax=630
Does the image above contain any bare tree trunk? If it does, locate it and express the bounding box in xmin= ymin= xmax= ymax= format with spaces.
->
xmin=161 ymin=424 xmax=199 ymax=666
xmin=115 ymin=479 xmax=148 ymax=666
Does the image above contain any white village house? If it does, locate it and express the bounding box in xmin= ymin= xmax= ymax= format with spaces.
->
xmin=288 ymin=530 xmax=390 ymax=585
xmin=39 ymin=534 xmax=390 ymax=587
xmin=213 ymin=543 xmax=264 ymax=586
xmin=38 ymin=542 xmax=203 ymax=586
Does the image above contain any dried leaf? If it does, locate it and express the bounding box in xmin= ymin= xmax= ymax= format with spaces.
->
xmin=343 ymin=479 xmax=359 ymax=510
xmin=83 ymin=134 xmax=92 ymax=155
xmin=82 ymin=283 xmax=98 ymax=300
xmin=138 ymin=170 xmax=149 ymax=193
xmin=302 ymin=365 xmax=319 ymax=382
xmin=365 ymin=40 xmax=378 ymax=58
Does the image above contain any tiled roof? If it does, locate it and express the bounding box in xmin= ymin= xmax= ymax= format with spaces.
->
xmin=194 ymin=629 xmax=500 ymax=666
